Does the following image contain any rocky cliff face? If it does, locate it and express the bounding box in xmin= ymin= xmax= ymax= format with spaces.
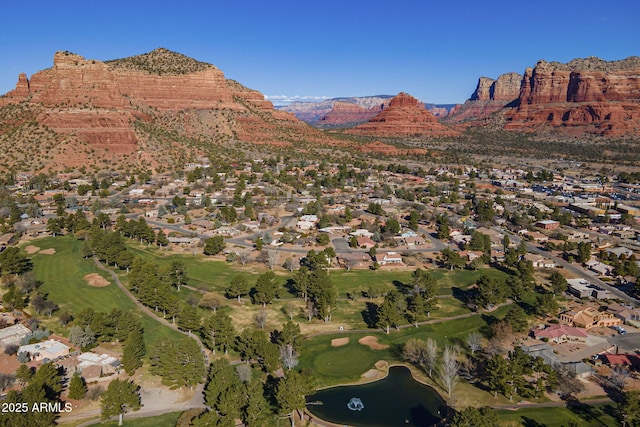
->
xmin=505 ymin=56 xmax=640 ymax=135
xmin=347 ymin=92 xmax=459 ymax=137
xmin=0 ymin=49 xmax=329 ymax=171
xmin=319 ymin=101 xmax=385 ymax=126
xmin=447 ymin=72 xmax=521 ymax=124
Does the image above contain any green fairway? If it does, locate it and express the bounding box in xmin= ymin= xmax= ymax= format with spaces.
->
xmin=31 ymin=236 xmax=138 ymax=314
xmin=28 ymin=236 xmax=189 ymax=351
xmin=126 ymin=243 xmax=260 ymax=291
xmin=496 ymin=403 xmax=619 ymax=426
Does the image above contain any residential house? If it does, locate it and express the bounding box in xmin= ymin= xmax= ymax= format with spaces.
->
xmin=584 ymin=260 xmax=615 ymax=276
xmin=337 ymin=253 xmax=370 ymax=270
xmin=0 ymin=324 xmax=31 ymax=350
xmin=376 ymin=251 xmax=404 ymax=266
xmin=535 ymin=220 xmax=560 ymax=230
xmin=601 ymin=354 xmax=640 ymax=371
xmin=350 ymin=229 xmax=374 ymax=238
xmin=559 ymin=307 xmax=621 ymax=329
xmin=533 ymin=324 xmax=588 ymax=343
xmin=18 ymin=339 xmax=70 ymax=362
xmin=567 ymin=279 xmax=611 ymax=299
xmin=524 ymin=253 xmax=557 ymax=269
xmin=356 ymin=237 xmax=376 ymax=249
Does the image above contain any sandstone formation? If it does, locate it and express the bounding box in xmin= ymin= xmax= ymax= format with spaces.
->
xmin=319 ymin=101 xmax=384 ymax=126
xmin=505 ymin=56 xmax=640 ymax=135
xmin=347 ymin=92 xmax=459 ymax=137
xmin=0 ymin=48 xmax=332 ymax=171
xmin=446 ymin=72 xmax=521 ymax=124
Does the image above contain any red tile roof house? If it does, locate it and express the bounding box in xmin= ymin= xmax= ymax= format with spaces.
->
xmin=601 ymin=354 xmax=640 ymax=370
xmin=533 ymin=324 xmax=588 ymax=343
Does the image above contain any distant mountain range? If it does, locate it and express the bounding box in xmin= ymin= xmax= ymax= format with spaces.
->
xmin=277 ymin=96 xmax=456 ymax=127
xmin=1 ymin=49 xmax=639 ymax=173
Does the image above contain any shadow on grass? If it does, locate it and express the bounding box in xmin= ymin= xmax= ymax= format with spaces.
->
xmin=521 ymin=416 xmax=548 ymax=427
xmin=361 ymin=302 xmax=378 ymax=328
xmin=565 ymin=397 xmax=610 ymax=427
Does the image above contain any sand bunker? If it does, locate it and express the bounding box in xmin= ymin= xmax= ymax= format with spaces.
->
xmin=374 ymin=360 xmax=388 ymax=370
xmin=362 ymin=369 xmax=380 ymax=379
xmin=40 ymin=248 xmax=56 ymax=255
xmin=331 ymin=337 xmax=349 ymax=347
xmin=358 ymin=336 xmax=389 ymax=350
xmin=84 ymin=273 xmax=110 ymax=287
xmin=25 ymin=245 xmax=40 ymax=254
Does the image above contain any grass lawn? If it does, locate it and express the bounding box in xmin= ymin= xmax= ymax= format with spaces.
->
xmin=496 ymin=403 xmax=619 ymax=426
xmin=92 ymin=411 xmax=182 ymax=427
xmin=27 ymin=236 xmax=190 ymax=352
xmin=126 ymin=243 xmax=261 ymax=291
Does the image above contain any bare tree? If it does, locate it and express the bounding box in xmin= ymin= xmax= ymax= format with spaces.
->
xmin=610 ymin=366 xmax=631 ymax=391
xmin=283 ymin=302 xmax=297 ymax=321
xmin=306 ymin=301 xmax=318 ymax=322
xmin=280 ymin=344 xmax=299 ymax=371
xmin=438 ymin=345 xmax=460 ymax=398
xmin=236 ymin=363 xmax=253 ymax=384
xmin=0 ymin=373 xmax=15 ymax=392
xmin=283 ymin=258 xmax=298 ymax=273
xmin=465 ymin=331 xmax=482 ymax=355
xmin=424 ymin=338 xmax=439 ymax=378
xmin=238 ymin=252 xmax=251 ymax=267
xmin=254 ymin=310 xmax=268 ymax=329
xmin=344 ymin=257 xmax=359 ymax=271
xmin=267 ymin=250 xmax=279 ymax=270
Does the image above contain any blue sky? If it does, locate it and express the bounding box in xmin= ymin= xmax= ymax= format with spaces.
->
xmin=1 ymin=0 xmax=638 ymax=104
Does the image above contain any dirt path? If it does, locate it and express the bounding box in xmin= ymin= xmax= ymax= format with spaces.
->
xmin=307 ymin=301 xmax=513 ymax=338
xmin=92 ymin=257 xmax=208 ymax=356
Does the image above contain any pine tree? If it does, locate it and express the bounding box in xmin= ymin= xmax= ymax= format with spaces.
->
xmin=100 ymin=378 xmax=141 ymax=426
xmin=243 ymin=379 xmax=270 ymax=426
xmin=68 ymin=372 xmax=87 ymax=400
xmin=122 ymin=330 xmax=146 ymax=375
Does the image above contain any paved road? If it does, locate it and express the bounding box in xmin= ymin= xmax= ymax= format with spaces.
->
xmin=505 ymin=231 xmax=640 ymax=305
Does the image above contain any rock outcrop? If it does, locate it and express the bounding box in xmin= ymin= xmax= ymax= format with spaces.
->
xmin=347 ymin=92 xmax=459 ymax=137
xmin=505 ymin=56 xmax=640 ymax=135
xmin=447 ymin=72 xmax=521 ymax=124
xmin=319 ymin=101 xmax=384 ymax=126
xmin=0 ymin=48 xmax=332 ymax=170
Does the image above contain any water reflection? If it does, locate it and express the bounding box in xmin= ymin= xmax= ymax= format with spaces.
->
xmin=306 ymin=365 xmax=447 ymax=427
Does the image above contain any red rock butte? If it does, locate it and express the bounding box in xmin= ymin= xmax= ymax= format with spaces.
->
xmin=0 ymin=49 xmax=322 ymax=157
xmin=347 ymin=92 xmax=459 ymax=137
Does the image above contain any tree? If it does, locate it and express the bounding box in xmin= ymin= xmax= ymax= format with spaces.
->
xmin=121 ymin=329 xmax=146 ymax=375
xmin=252 ymin=271 xmax=278 ymax=307
xmin=202 ymin=311 xmax=235 ymax=354
xmin=403 ymin=338 xmax=438 ymax=377
xmin=577 ymin=241 xmax=592 ymax=264
xmin=149 ymin=337 xmax=206 ymax=389
xmin=226 ymin=276 xmax=250 ymax=302
xmin=465 ymin=331 xmax=482 ymax=355
xmin=244 ymin=379 xmax=270 ymax=427
xmin=439 ymin=345 xmax=460 ymax=398
xmin=68 ymin=325 xmax=96 ymax=350
xmin=100 ymin=378 xmax=141 ymax=426
xmin=68 ymin=372 xmax=87 ymax=400
xmin=536 ymin=293 xmax=558 ymax=317
xmin=203 ymin=236 xmax=225 ymax=255
xmin=436 ymin=215 xmax=450 ymax=239
xmin=177 ymin=305 xmax=201 ymax=335
xmin=549 ymin=271 xmax=568 ymax=295
xmin=618 ymin=390 xmax=640 ymax=427
xmin=451 ymin=407 xmax=499 ymax=427
xmin=376 ymin=291 xmax=404 ymax=333
xmin=276 ymin=370 xmax=311 ymax=426
xmin=475 ymin=275 xmax=508 ymax=310
xmin=440 ymin=248 xmax=464 ymax=270
xmin=503 ymin=305 xmax=528 ymax=333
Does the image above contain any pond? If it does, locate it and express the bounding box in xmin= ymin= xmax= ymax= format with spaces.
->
xmin=306 ymin=365 xmax=447 ymax=427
